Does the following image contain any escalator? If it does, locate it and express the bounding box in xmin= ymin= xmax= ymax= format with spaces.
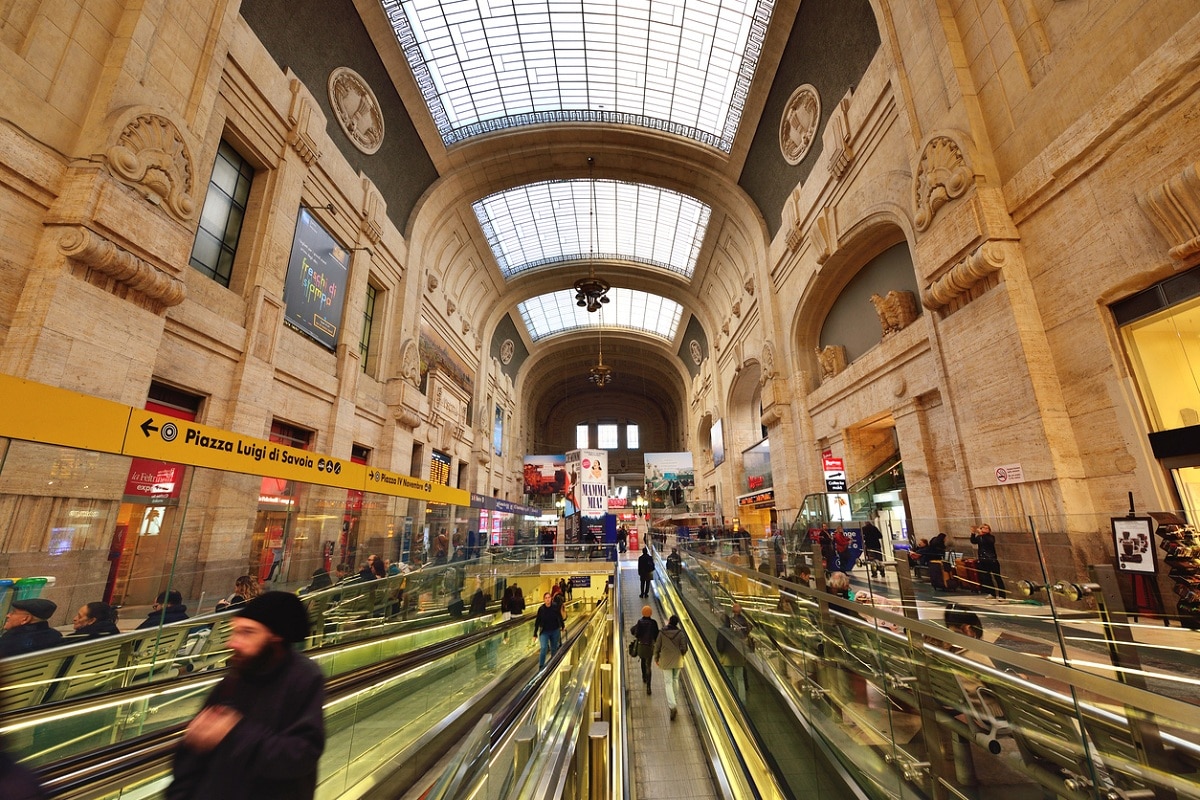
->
xmin=17 ymin=599 xmax=604 ymax=799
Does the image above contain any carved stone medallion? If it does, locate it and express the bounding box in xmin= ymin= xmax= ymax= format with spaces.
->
xmin=500 ymin=338 xmax=515 ymax=365
xmin=328 ymin=67 xmax=385 ymax=155
xmin=779 ymin=85 xmax=821 ymax=166
xmin=689 ymin=339 xmax=703 ymax=366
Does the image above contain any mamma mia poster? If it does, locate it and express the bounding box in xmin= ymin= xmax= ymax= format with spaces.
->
xmin=566 ymin=449 xmax=608 ymax=519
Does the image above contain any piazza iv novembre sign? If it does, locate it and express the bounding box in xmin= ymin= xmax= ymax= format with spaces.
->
xmin=282 ymin=207 xmax=350 ymax=351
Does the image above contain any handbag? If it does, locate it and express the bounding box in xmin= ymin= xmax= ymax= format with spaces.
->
xmin=628 ymin=639 xmax=639 ymax=657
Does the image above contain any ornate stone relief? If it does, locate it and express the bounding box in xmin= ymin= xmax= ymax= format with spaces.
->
xmin=779 ymin=84 xmax=821 ymax=166
xmin=823 ymin=89 xmax=855 ymax=179
xmin=744 ymin=274 xmax=755 ymax=296
xmin=106 ymin=112 xmax=196 ymax=222
xmin=732 ymin=300 xmax=741 ymax=318
xmin=721 ymin=317 xmax=730 ymax=335
xmin=1138 ymin=161 xmax=1200 ymax=260
xmin=499 ymin=338 xmax=515 ymax=365
xmin=461 ymin=318 xmax=471 ymax=335
xmin=921 ymin=239 xmax=1015 ymax=310
xmin=399 ymin=339 xmax=420 ymax=386
xmin=426 ymin=273 xmax=439 ymax=292
xmin=446 ymin=298 xmax=456 ymax=315
xmin=328 ymin=67 xmax=384 ymax=155
xmin=759 ymin=341 xmax=778 ymax=386
xmin=689 ymin=339 xmax=703 ymax=366
xmin=815 ymin=345 xmax=847 ymax=383
xmin=869 ymin=290 xmax=920 ymax=337
xmin=808 ymin=206 xmax=837 ymax=265
xmin=361 ymin=178 xmax=386 ymax=245
xmin=287 ymin=78 xmax=323 ymax=166
xmin=58 ymin=225 xmax=186 ymax=309
xmin=913 ymin=135 xmax=973 ymax=232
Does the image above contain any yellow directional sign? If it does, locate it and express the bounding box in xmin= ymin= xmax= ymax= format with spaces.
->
xmin=2 ymin=372 xmax=471 ymax=504
xmin=122 ymin=413 xmax=365 ymax=490
xmin=365 ymin=468 xmax=469 ymax=505
xmin=0 ymin=373 xmax=131 ymax=454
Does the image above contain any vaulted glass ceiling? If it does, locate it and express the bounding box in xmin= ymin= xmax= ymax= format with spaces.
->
xmin=380 ymin=0 xmax=774 ymax=151
xmin=519 ymin=288 xmax=682 ymax=342
xmin=474 ymin=179 xmax=711 ymax=279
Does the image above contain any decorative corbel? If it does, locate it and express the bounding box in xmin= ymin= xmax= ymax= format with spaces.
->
xmin=1138 ymin=161 xmax=1200 ymax=260
xmin=287 ymin=78 xmax=323 ymax=166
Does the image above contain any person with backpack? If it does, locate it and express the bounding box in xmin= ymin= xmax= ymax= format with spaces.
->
xmin=655 ymin=615 xmax=689 ymax=720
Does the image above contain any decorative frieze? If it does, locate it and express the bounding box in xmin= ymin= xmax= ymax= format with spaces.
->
xmin=58 ymin=225 xmax=186 ymax=309
xmin=1138 ymin=161 xmax=1200 ymax=260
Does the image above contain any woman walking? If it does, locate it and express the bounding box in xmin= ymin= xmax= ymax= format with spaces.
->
xmin=655 ymin=615 xmax=689 ymax=720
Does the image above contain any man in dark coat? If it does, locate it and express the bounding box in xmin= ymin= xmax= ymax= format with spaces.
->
xmin=167 ymin=592 xmax=325 ymax=800
xmin=135 ymin=590 xmax=190 ymax=629
xmin=0 ymin=599 xmax=63 ymax=658
xmin=637 ymin=547 xmax=655 ymax=598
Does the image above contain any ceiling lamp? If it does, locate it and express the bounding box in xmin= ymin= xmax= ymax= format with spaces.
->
xmin=589 ymin=318 xmax=613 ymax=388
xmin=573 ymin=157 xmax=610 ymax=312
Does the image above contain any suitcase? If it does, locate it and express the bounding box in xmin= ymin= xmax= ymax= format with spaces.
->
xmin=956 ymin=557 xmax=981 ymax=592
xmin=929 ymin=560 xmax=959 ymax=592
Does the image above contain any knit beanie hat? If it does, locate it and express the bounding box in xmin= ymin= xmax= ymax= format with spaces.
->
xmin=234 ymin=591 xmax=309 ymax=643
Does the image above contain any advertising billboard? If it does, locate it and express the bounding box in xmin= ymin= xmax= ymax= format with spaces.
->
xmin=282 ymin=208 xmax=350 ymax=351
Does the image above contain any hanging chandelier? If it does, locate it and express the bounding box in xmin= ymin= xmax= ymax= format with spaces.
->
xmin=589 ymin=315 xmax=613 ymax=387
xmin=574 ymin=157 xmax=611 ymax=312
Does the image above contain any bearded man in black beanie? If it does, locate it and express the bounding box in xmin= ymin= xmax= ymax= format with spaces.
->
xmin=168 ymin=591 xmax=325 ymax=800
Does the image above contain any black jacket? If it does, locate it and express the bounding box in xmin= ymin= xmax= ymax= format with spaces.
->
xmin=168 ymin=650 xmax=326 ymax=800
xmin=0 ymin=751 xmax=46 ymax=799
xmin=136 ymin=605 xmax=190 ymax=630
xmin=64 ymin=620 xmax=121 ymax=640
xmin=637 ymin=552 xmax=654 ymax=578
xmin=533 ymin=603 xmax=564 ymax=635
xmin=630 ymin=616 xmax=659 ymax=646
xmin=0 ymin=621 xmax=63 ymax=658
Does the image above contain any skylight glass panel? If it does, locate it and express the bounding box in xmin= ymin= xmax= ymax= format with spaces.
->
xmin=474 ymin=179 xmax=710 ymax=279
xmin=518 ymin=288 xmax=683 ymax=342
xmin=380 ymin=0 xmax=773 ymax=151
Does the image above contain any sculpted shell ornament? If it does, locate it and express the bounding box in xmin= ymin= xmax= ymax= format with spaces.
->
xmin=913 ymin=136 xmax=973 ymax=232
xmin=779 ymin=85 xmax=821 ymax=166
xmin=328 ymin=68 xmax=385 ymax=155
xmin=106 ymin=114 xmax=196 ymax=222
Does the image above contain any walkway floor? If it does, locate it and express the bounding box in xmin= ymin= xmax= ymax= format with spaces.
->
xmin=619 ymin=551 xmax=719 ymax=799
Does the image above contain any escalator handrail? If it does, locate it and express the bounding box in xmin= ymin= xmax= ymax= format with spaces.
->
xmin=33 ymin=615 xmax=531 ymax=795
xmin=487 ymin=597 xmax=605 ymax=747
